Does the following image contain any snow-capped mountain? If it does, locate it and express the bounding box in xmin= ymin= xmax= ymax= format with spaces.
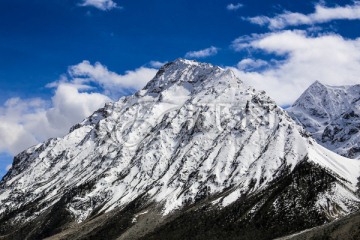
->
xmin=287 ymin=81 xmax=360 ymax=159
xmin=0 ymin=60 xmax=359 ymax=240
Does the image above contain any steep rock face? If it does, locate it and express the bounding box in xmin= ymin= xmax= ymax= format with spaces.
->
xmin=287 ymin=81 xmax=360 ymax=159
xmin=0 ymin=60 xmax=359 ymax=239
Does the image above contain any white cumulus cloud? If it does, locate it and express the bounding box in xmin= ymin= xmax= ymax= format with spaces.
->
xmin=246 ymin=2 xmax=360 ymax=29
xmin=66 ymin=60 xmax=157 ymax=97
xmin=0 ymin=98 xmax=46 ymax=155
xmin=226 ymin=3 xmax=243 ymax=11
xmin=237 ymin=58 xmax=268 ymax=70
xmin=80 ymin=0 xmax=119 ymax=11
xmin=0 ymin=61 xmax=157 ymax=155
xmin=0 ymin=87 xmax=110 ymax=155
xmin=185 ymin=46 xmax=219 ymax=58
xmin=230 ymin=30 xmax=360 ymax=105
xmin=149 ymin=61 xmax=166 ymax=68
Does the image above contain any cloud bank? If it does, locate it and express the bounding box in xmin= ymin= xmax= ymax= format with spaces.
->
xmin=230 ymin=30 xmax=360 ymax=105
xmin=65 ymin=61 xmax=157 ymax=98
xmin=0 ymin=61 xmax=157 ymax=155
xmin=247 ymin=2 xmax=360 ymax=29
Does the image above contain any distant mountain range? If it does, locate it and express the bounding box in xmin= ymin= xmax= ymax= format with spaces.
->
xmin=0 ymin=60 xmax=359 ymax=240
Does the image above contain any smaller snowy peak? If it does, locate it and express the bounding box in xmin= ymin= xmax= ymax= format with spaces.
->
xmin=289 ymin=81 xmax=360 ymax=125
xmin=291 ymin=81 xmax=360 ymax=118
xmin=288 ymin=81 xmax=360 ymax=159
xmin=290 ymin=81 xmax=329 ymax=121
xmin=303 ymin=80 xmax=327 ymax=94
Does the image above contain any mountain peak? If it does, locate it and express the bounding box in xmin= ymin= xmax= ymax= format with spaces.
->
xmin=160 ymin=58 xmax=222 ymax=74
xmin=172 ymin=58 xmax=201 ymax=65
xmin=305 ymin=80 xmax=327 ymax=93
xmin=290 ymin=81 xmax=328 ymax=110
xmin=158 ymin=58 xmax=210 ymax=72
xmin=312 ymin=80 xmax=324 ymax=86
xmin=142 ymin=59 xmax=230 ymax=95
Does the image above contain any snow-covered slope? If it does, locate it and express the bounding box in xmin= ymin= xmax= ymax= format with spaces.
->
xmin=0 ymin=60 xmax=359 ymax=239
xmin=287 ymin=81 xmax=360 ymax=159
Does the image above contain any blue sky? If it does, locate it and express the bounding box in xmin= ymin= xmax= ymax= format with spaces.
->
xmin=1 ymin=0 xmax=360 ymax=177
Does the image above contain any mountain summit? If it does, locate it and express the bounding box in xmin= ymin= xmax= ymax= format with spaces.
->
xmin=1 ymin=60 xmax=359 ymax=240
xmin=288 ymin=81 xmax=360 ymax=159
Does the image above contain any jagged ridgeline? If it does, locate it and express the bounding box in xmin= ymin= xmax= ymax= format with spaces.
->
xmin=0 ymin=59 xmax=359 ymax=240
